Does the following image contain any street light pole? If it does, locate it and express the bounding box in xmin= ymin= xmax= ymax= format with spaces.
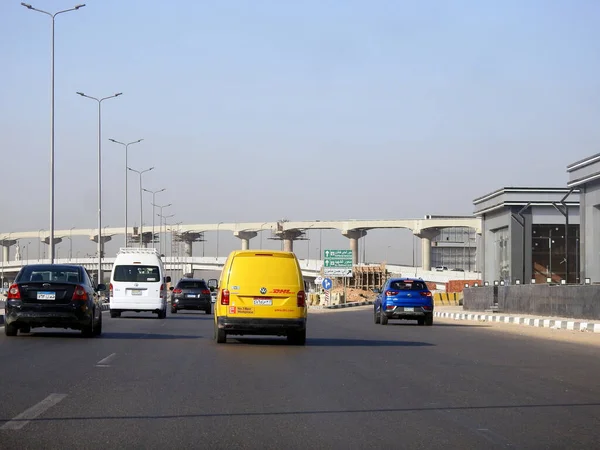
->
xmin=158 ymin=213 xmax=175 ymax=259
xmin=152 ymin=203 xmax=172 ymax=255
xmin=69 ymin=226 xmax=75 ymax=260
xmin=128 ymin=166 xmax=154 ymax=247
xmin=109 ymin=138 xmax=143 ymax=247
xmin=77 ymin=91 xmax=122 ymax=283
xmin=38 ymin=228 xmax=44 ymax=260
xmin=216 ymin=222 xmax=224 ymax=259
xmin=21 ymin=2 xmax=85 ymax=265
xmin=143 ymin=188 xmax=166 ymax=248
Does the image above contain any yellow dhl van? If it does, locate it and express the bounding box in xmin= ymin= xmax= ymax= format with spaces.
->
xmin=214 ymin=250 xmax=307 ymax=345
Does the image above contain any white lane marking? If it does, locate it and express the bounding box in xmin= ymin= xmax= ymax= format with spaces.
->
xmin=96 ymin=353 xmax=116 ymax=367
xmin=1 ymin=393 xmax=67 ymax=430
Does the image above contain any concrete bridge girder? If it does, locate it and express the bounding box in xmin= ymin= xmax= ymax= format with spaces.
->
xmin=175 ymin=232 xmax=205 ymax=257
xmin=1 ymin=240 xmax=17 ymax=263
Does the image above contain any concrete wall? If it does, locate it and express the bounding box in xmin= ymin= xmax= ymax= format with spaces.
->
xmin=581 ymin=183 xmax=600 ymax=282
xmin=463 ymin=285 xmax=600 ymax=320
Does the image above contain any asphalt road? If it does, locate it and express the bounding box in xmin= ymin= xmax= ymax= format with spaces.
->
xmin=1 ymin=307 xmax=599 ymax=449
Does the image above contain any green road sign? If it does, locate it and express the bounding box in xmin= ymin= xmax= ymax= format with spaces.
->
xmin=324 ymin=249 xmax=353 ymax=277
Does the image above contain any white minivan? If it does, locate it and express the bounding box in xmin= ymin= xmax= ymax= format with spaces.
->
xmin=109 ymin=247 xmax=170 ymax=319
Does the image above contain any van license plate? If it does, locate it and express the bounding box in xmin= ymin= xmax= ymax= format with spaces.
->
xmin=37 ymin=291 xmax=55 ymax=300
xmin=404 ymin=307 xmax=414 ymax=312
xmin=131 ymin=290 xmax=142 ymax=296
xmin=254 ymin=299 xmax=272 ymax=306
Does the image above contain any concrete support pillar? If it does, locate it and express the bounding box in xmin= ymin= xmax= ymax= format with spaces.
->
xmin=278 ymin=230 xmax=303 ymax=253
xmin=342 ymin=229 xmax=367 ymax=265
xmin=90 ymin=235 xmax=112 ymax=257
xmin=183 ymin=240 xmax=193 ymax=257
xmin=2 ymin=245 xmax=9 ymax=263
xmin=414 ymin=230 xmax=438 ymax=272
xmin=234 ymin=231 xmax=258 ymax=250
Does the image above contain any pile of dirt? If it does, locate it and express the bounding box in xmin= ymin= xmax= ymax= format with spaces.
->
xmin=330 ymin=287 xmax=376 ymax=303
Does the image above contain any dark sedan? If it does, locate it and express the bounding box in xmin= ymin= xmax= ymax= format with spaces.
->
xmin=170 ymin=278 xmax=212 ymax=314
xmin=4 ymin=264 xmax=105 ymax=337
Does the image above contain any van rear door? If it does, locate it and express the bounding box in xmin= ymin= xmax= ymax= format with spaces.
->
xmin=112 ymin=264 xmax=162 ymax=304
xmin=225 ymin=252 xmax=303 ymax=319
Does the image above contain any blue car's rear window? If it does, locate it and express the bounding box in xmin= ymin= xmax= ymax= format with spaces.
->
xmin=389 ymin=280 xmax=427 ymax=291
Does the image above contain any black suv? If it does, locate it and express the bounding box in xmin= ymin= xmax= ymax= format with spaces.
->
xmin=170 ymin=278 xmax=212 ymax=314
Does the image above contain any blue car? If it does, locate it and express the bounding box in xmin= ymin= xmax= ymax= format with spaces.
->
xmin=374 ymin=277 xmax=434 ymax=326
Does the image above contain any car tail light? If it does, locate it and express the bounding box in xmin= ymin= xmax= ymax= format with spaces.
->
xmin=421 ymin=291 xmax=432 ymax=297
xmin=385 ymin=290 xmax=398 ymax=296
xmin=422 ymin=305 xmax=433 ymax=311
xmin=173 ymin=288 xmax=183 ymax=294
xmin=201 ymin=289 xmax=211 ymax=295
xmin=386 ymin=305 xmax=395 ymax=310
xmin=297 ymin=290 xmax=306 ymax=307
xmin=7 ymin=283 xmax=21 ymax=299
xmin=221 ymin=289 xmax=230 ymax=305
xmin=109 ymin=283 xmax=113 ymax=297
xmin=72 ymin=285 xmax=88 ymax=301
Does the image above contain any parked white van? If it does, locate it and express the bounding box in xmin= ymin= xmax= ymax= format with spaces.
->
xmin=109 ymin=247 xmax=170 ymax=319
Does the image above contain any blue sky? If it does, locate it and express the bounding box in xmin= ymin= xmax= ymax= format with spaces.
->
xmin=1 ymin=0 xmax=600 ymax=263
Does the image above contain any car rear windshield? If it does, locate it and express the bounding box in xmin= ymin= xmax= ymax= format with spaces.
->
xmin=389 ymin=280 xmax=428 ymax=291
xmin=229 ymin=253 xmax=300 ymax=285
xmin=178 ymin=281 xmax=207 ymax=289
xmin=18 ymin=266 xmax=80 ymax=283
xmin=113 ymin=265 xmax=160 ymax=283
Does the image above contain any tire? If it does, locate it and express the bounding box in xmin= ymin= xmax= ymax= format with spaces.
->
xmin=417 ymin=317 xmax=425 ymax=326
xmin=374 ymin=308 xmax=380 ymax=324
xmin=158 ymin=308 xmax=167 ymax=319
xmin=94 ymin=313 xmax=103 ymax=336
xmin=287 ymin=329 xmax=307 ymax=345
xmin=380 ymin=310 xmax=388 ymax=325
xmin=5 ymin=323 xmax=18 ymax=336
xmin=425 ymin=313 xmax=433 ymax=326
xmin=21 ymin=325 xmax=31 ymax=334
xmin=171 ymin=308 xmax=177 ymax=314
xmin=81 ymin=319 xmax=94 ymax=338
xmin=205 ymin=307 xmax=211 ymax=315
xmin=214 ymin=321 xmax=226 ymax=344
xmin=110 ymin=310 xmax=121 ymax=318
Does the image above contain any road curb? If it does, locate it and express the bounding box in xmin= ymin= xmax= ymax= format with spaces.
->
xmin=434 ymin=311 xmax=600 ymax=333
xmin=323 ymin=300 xmax=375 ymax=310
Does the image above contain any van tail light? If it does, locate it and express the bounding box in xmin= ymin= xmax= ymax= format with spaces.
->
xmin=385 ymin=290 xmax=398 ymax=296
xmin=173 ymin=288 xmax=183 ymax=294
xmin=297 ymin=290 xmax=306 ymax=307
xmin=160 ymin=284 xmax=164 ymax=292
xmin=72 ymin=285 xmax=88 ymax=301
xmin=7 ymin=284 xmax=21 ymax=300
xmin=109 ymin=283 xmax=113 ymax=298
xmin=421 ymin=291 xmax=432 ymax=297
xmin=201 ymin=289 xmax=211 ymax=295
xmin=221 ymin=289 xmax=230 ymax=305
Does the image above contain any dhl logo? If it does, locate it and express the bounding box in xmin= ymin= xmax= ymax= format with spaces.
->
xmin=271 ymin=289 xmax=293 ymax=294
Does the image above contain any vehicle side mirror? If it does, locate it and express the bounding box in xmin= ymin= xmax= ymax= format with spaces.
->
xmin=165 ymin=276 xmax=172 ymax=283
xmin=169 ymin=286 xmax=174 ymax=291
xmin=207 ymin=278 xmax=219 ymax=290
xmin=97 ymin=283 xmax=107 ymax=292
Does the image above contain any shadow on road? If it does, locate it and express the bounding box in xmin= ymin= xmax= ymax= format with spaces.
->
xmin=230 ymin=337 xmax=435 ymax=347
xmin=15 ymin=331 xmax=200 ymax=340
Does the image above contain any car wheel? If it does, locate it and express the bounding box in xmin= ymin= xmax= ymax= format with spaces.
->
xmin=5 ymin=323 xmax=18 ymax=336
xmin=158 ymin=308 xmax=167 ymax=319
xmin=171 ymin=308 xmax=177 ymax=314
xmin=94 ymin=313 xmax=103 ymax=336
xmin=205 ymin=307 xmax=211 ymax=315
xmin=425 ymin=313 xmax=433 ymax=326
xmin=417 ymin=317 xmax=425 ymax=326
xmin=214 ymin=322 xmax=226 ymax=344
xmin=374 ymin=308 xmax=380 ymax=324
xmin=81 ymin=319 xmax=94 ymax=338
xmin=287 ymin=329 xmax=306 ymax=345
xmin=110 ymin=310 xmax=121 ymax=318
xmin=380 ymin=310 xmax=388 ymax=325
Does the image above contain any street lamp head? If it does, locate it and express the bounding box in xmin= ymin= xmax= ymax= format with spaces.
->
xmin=135 ymin=139 xmax=143 ymax=143
xmin=75 ymin=4 xmax=86 ymax=9
xmin=76 ymin=91 xmax=85 ymax=96
xmin=21 ymin=3 xmax=33 ymax=9
xmin=115 ymin=92 xmax=123 ymax=97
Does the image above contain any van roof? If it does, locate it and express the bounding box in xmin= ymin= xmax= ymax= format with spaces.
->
xmin=229 ymin=250 xmax=296 ymax=258
xmin=117 ymin=247 xmax=160 ymax=256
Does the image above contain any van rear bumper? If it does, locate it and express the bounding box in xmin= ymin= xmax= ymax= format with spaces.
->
xmin=217 ymin=317 xmax=306 ymax=336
